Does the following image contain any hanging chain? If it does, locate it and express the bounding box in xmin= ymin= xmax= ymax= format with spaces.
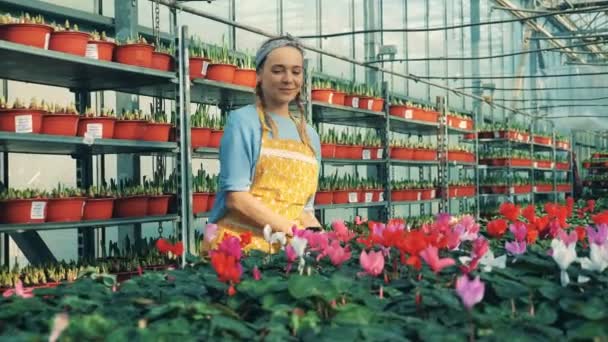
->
xmin=158 ymin=222 xmax=164 ymax=237
xmin=154 ymin=0 xmax=161 ymax=48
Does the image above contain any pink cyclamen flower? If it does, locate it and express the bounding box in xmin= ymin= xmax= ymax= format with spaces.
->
xmin=355 ymin=216 xmax=368 ymax=225
xmin=204 ymin=223 xmax=219 ymax=243
xmin=252 ymin=266 xmax=262 ymax=281
xmin=557 ymin=229 xmax=578 ymax=247
xmin=326 ymin=240 xmax=351 ymax=267
xmin=455 ymin=275 xmax=485 ymax=310
xmin=472 ymin=237 xmax=489 ymax=259
xmin=217 ymin=235 xmax=242 ymax=260
xmin=446 ymin=226 xmax=463 ymax=250
xmin=458 ymin=215 xmax=480 ymax=241
xmin=505 ymin=240 xmax=527 ymax=256
xmin=359 ymin=250 xmax=385 ymax=277
xmin=587 ymin=224 xmax=608 ymax=246
xmin=419 ymin=246 xmax=455 ymax=274
xmin=285 ymin=244 xmax=297 ymax=263
xmin=2 ymin=280 xmax=33 ymax=299
xmin=330 ymin=220 xmax=356 ymax=243
xmin=509 ymin=222 xmax=528 ymax=242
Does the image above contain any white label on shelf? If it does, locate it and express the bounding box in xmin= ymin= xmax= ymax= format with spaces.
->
xmin=86 ymin=123 xmax=103 ymax=139
xmin=44 ymin=33 xmax=50 ymax=50
xmin=202 ymin=61 xmax=210 ymax=75
xmin=352 ymin=97 xmax=359 ymax=108
xmin=14 ymin=115 xmax=33 ymax=133
xmin=404 ymin=109 xmax=413 ymax=119
xmin=362 ymin=149 xmax=371 ymax=160
xmin=377 ymin=149 xmax=384 ymax=159
xmin=30 ymin=201 xmax=46 ymax=220
xmin=533 ymin=162 xmax=538 ymax=168
xmin=365 ymin=192 xmax=373 ymax=203
xmin=85 ymin=43 xmax=99 ymax=59
xmin=533 ymin=186 xmax=537 ymax=192
xmin=517 ymin=133 xmax=523 ymax=141
xmin=458 ymin=120 xmax=467 ymax=129
xmin=509 ymin=187 xmax=515 ymax=195
xmin=328 ymin=92 xmax=333 ymax=104
xmin=379 ymin=192 xmax=384 ymax=202
xmin=417 ymin=192 xmax=422 ymax=201
xmin=494 ymin=131 xmax=500 ymax=139
xmin=367 ymin=100 xmax=374 ymax=110
xmin=431 ymin=190 xmax=436 ymax=198
xmin=348 ymin=192 xmax=358 ymax=203
xmin=551 ymin=162 xmax=555 ymax=169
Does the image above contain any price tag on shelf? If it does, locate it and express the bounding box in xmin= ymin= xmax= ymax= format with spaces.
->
xmin=379 ymin=192 xmax=384 ymax=202
xmin=458 ymin=120 xmax=467 ymax=129
xmin=404 ymin=109 xmax=413 ymax=119
xmin=348 ymin=192 xmax=358 ymax=203
xmin=551 ymin=162 xmax=555 ymax=169
xmin=30 ymin=201 xmax=46 ymax=220
xmin=367 ymin=100 xmax=374 ymax=111
xmin=533 ymin=186 xmax=537 ymax=192
xmin=85 ymin=44 xmax=99 ymax=59
xmin=509 ymin=187 xmax=515 ymax=195
xmin=86 ymin=123 xmax=103 ymax=139
xmin=431 ymin=190 xmax=436 ymax=198
xmin=202 ymin=61 xmax=209 ymax=76
xmin=362 ymin=149 xmax=371 ymax=160
xmin=493 ymin=131 xmax=500 ymax=139
xmin=44 ymin=33 xmax=50 ymax=50
xmin=352 ymin=97 xmax=359 ymax=108
xmin=365 ymin=192 xmax=373 ymax=203
xmin=377 ymin=149 xmax=384 ymax=159
xmin=517 ymin=133 xmax=523 ymax=141
xmin=14 ymin=115 xmax=33 ymax=133
xmin=417 ymin=192 xmax=422 ymax=201
xmin=328 ymin=92 xmax=333 ymax=104
xmin=533 ymin=162 xmax=538 ymax=168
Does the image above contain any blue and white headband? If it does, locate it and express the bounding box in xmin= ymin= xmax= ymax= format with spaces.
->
xmin=255 ymin=35 xmax=305 ymax=71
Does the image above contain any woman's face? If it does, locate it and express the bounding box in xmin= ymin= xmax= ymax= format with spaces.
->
xmin=257 ymin=46 xmax=303 ymax=106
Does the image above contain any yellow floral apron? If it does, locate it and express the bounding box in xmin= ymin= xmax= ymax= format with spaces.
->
xmin=203 ymin=107 xmax=318 ymax=253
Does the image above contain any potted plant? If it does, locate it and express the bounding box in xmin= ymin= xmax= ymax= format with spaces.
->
xmin=413 ymin=142 xmax=437 ymax=161
xmin=208 ymin=114 xmax=225 ymax=149
xmin=534 ymin=179 xmax=553 ymax=193
xmin=233 ymin=53 xmax=256 ymax=88
xmin=391 ymin=180 xmax=420 ymax=202
xmin=151 ymin=43 xmax=174 ymax=72
xmin=207 ymin=174 xmax=219 ymax=209
xmin=193 ymin=167 xmax=211 ymax=214
xmin=480 ymin=149 xmax=532 ymax=167
xmin=533 ymin=132 xmax=553 ymax=146
xmin=41 ymin=102 xmax=79 ymax=136
xmin=477 ymin=123 xmax=529 ymax=142
xmin=77 ymin=107 xmax=116 ymax=139
xmin=447 ymin=111 xmax=474 ymax=131
xmin=191 ymin=104 xmax=213 ymax=148
xmin=87 ymin=30 xmax=115 ymax=61
xmin=556 ymin=154 xmax=570 ymax=170
xmin=83 ymin=184 xmax=115 ymax=221
xmin=418 ymin=181 xmax=436 ymax=200
xmin=447 ymin=179 xmax=475 ymax=198
xmin=344 ymin=83 xmax=362 ymax=108
xmin=114 ymin=35 xmax=154 ymax=68
xmin=315 ymin=177 xmax=333 ymax=205
xmin=206 ymin=38 xmax=237 ymax=83
xmin=311 ymin=77 xmax=334 ymax=104
xmin=357 ymin=85 xmax=377 ymax=112
xmin=0 ymin=187 xmax=47 ymax=224
xmin=145 ymin=175 xmax=173 ymax=216
xmin=331 ymin=174 xmax=356 ymax=204
xmin=555 ymin=134 xmax=570 ymax=150
xmin=448 ymin=145 xmax=475 ymax=163
xmin=358 ymin=178 xmax=379 ymax=203
xmin=556 ymin=181 xmax=571 ymax=193
xmin=389 ymin=139 xmax=415 ymax=161
xmin=188 ymin=35 xmax=210 ymax=79
xmin=533 ymin=153 xmax=554 ymax=170
xmin=363 ymin=130 xmax=382 ymax=160
xmin=112 ymin=179 xmax=149 ymax=218
xmin=320 ymin=128 xmax=338 ymax=159
xmin=1 ymin=13 xmax=53 ymax=49
xmin=48 ymin=20 xmax=90 ymax=56
xmin=113 ymin=109 xmax=148 ymax=140
xmin=46 ymin=184 xmax=85 ymax=222
xmin=332 ymin=81 xmax=348 ymax=106
xmin=144 ymin=107 xmax=172 ymax=142
xmin=389 ymin=99 xmax=438 ymax=123
xmin=0 ymin=97 xmax=46 ymax=134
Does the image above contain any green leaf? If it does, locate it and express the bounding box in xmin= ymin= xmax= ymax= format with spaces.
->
xmin=333 ymin=304 xmax=374 ymax=325
xmin=288 ymin=275 xmax=338 ymax=302
xmin=532 ymin=302 xmax=558 ymax=325
xmin=560 ymin=297 xmax=608 ymax=320
xmin=567 ymin=320 xmax=608 ymax=340
xmin=209 ymin=315 xmax=255 ymax=339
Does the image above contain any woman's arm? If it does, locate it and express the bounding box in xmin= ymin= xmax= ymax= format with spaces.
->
xmin=226 ymin=191 xmax=297 ymax=235
xmin=300 ymin=210 xmax=321 ymax=228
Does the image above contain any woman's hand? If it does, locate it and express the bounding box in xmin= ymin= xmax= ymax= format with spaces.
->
xmin=300 ymin=210 xmax=321 ymax=229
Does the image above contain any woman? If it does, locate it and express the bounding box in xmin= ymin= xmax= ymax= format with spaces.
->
xmin=205 ymin=35 xmax=322 ymax=252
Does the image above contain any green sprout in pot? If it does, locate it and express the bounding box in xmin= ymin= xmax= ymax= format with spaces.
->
xmin=87 ymin=184 xmax=115 ymax=199
xmin=90 ymin=30 xmax=110 ymax=42
xmin=0 ymin=188 xmax=47 ymax=201
xmin=50 ymin=184 xmax=84 ymax=199
xmin=189 ymin=35 xmax=208 ymax=59
xmin=119 ymin=109 xmax=147 ymax=121
xmin=312 ymin=77 xmax=333 ymax=90
xmin=155 ymin=43 xmax=175 ymax=55
xmin=51 ymin=19 xmax=81 ymax=33
xmin=191 ymin=104 xmax=214 ymax=128
xmin=237 ymin=53 xmax=255 ymax=70
xmin=15 ymin=13 xmax=46 ymax=25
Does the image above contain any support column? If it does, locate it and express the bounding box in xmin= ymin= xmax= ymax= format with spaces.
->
xmin=470 ymin=0 xmax=482 ymax=114
xmin=364 ymin=0 xmax=380 ymax=86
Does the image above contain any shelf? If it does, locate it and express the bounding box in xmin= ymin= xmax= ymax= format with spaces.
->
xmin=191 ymin=78 xmax=255 ymax=108
xmin=0 ymin=40 xmax=175 ymax=96
xmin=312 ymin=102 xmax=386 ymax=129
xmin=0 ymin=215 xmax=179 ymax=234
xmin=447 ymin=196 xmax=477 ymax=200
xmin=479 ymin=193 xmax=532 ymax=197
xmin=0 ymin=132 xmax=178 ymax=155
xmin=479 ymin=165 xmax=532 ymax=170
xmin=195 ymin=212 xmax=212 ymax=218
xmin=447 ymin=126 xmax=474 ymax=134
xmin=390 ymin=159 xmax=439 ymax=166
xmin=315 ymin=202 xmax=387 ymax=210
xmin=389 ymin=117 xmax=439 ymax=135
xmin=192 ymin=147 xmax=219 ymax=159
xmin=392 ymin=199 xmax=441 ymax=205
xmin=478 ymin=138 xmax=531 ymax=148
xmin=323 ymin=158 xmax=386 ymax=166
xmin=533 ymin=143 xmax=555 ymax=152
xmin=448 ymin=161 xmax=477 ymax=167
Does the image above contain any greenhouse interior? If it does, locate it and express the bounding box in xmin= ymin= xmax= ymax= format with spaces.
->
xmin=1 ymin=0 xmax=608 ymax=340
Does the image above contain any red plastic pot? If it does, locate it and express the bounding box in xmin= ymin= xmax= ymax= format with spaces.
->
xmin=421 ymin=189 xmax=435 ymax=200
xmin=48 ymin=31 xmax=90 ymax=56
xmin=41 ymin=114 xmax=79 ymax=136
xmin=389 ymin=105 xmax=407 ymax=117
xmin=372 ymin=98 xmax=385 ymax=112
xmin=206 ymin=63 xmax=237 ymax=83
xmin=344 ymin=95 xmax=360 ymax=108
xmin=557 ymin=185 xmax=571 ymax=192
xmin=315 ymin=191 xmax=333 ymax=205
xmin=449 ymin=151 xmax=475 ymax=163
xmin=83 ymin=198 xmax=114 ymax=220
xmin=416 ymin=110 xmax=439 ymax=123
xmin=232 ymin=68 xmax=256 ymax=88
xmin=208 ymin=193 xmax=217 ymax=210
xmin=311 ymin=89 xmax=334 ymax=104
xmin=191 ymin=127 xmax=212 ymax=148
xmin=209 ymin=130 xmax=223 ymax=148
xmin=148 ymin=195 xmax=172 ymax=216
xmin=334 ymin=145 xmax=349 ymax=159
xmin=401 ymin=190 xmax=420 ymax=201
xmin=114 ymin=196 xmax=149 ymax=218
xmin=358 ymin=97 xmax=375 ymax=111
xmin=557 ymin=141 xmax=570 ymax=150
xmin=348 ymin=145 xmax=364 ymax=160
xmin=321 ymin=143 xmax=336 ymax=159
xmin=448 ymin=116 xmax=474 ymax=130
xmin=86 ymin=40 xmax=115 ymax=61
xmin=414 ymin=149 xmax=437 ymax=161
xmin=535 ymin=160 xmax=553 ymax=169
xmin=0 ymin=108 xmax=45 ymax=133
xmin=536 ymin=184 xmax=553 ymax=192
xmin=2 ymin=199 xmax=47 ymax=224
xmin=193 ymin=192 xmax=210 ymax=214
xmin=189 ymin=57 xmax=211 ymax=79
xmin=151 ymin=52 xmax=174 ymax=71
xmin=514 ymin=185 xmax=532 ymax=194
xmin=332 ymin=91 xmax=346 ymax=106
xmin=374 ymin=189 xmax=384 ymax=202
xmin=3 ymin=23 xmax=53 ymax=49
xmin=390 ymin=147 xmax=415 ymax=160
xmin=144 ymin=123 xmax=172 ymax=142
xmin=114 ymin=43 xmax=154 ymax=68
xmin=333 ymin=190 xmax=350 ymax=204
xmin=533 ymin=136 xmax=552 ymax=146
xmin=113 ymin=120 xmax=147 ymax=140
xmin=391 ymin=190 xmax=404 ymax=201
xmin=556 ymin=162 xmax=570 ymax=170
xmin=46 ymin=197 xmax=85 ymax=222
xmin=77 ymin=117 xmax=115 ymax=139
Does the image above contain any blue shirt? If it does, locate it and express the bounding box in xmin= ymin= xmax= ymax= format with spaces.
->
xmin=208 ymin=104 xmax=321 ymax=223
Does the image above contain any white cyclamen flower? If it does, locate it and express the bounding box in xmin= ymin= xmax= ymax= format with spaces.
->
xmin=479 ymin=250 xmax=507 ymax=273
xmin=263 ymin=224 xmax=286 ymax=247
xmin=551 ymin=238 xmax=577 ymax=287
xmin=578 ymin=243 xmax=608 ymax=273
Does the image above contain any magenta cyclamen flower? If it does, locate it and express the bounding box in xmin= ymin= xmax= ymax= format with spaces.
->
xmin=252 ymin=266 xmax=262 ymax=281
xmin=326 ymin=240 xmax=351 ymax=267
xmin=217 ymin=235 xmax=242 ymax=260
xmin=505 ymin=240 xmax=527 ymax=256
xmin=359 ymin=250 xmax=385 ymax=277
xmin=557 ymin=229 xmax=578 ymax=247
xmin=455 ymin=275 xmax=485 ymax=310
xmin=587 ymin=224 xmax=608 ymax=246
xmin=472 ymin=237 xmax=489 ymax=259
xmin=509 ymin=222 xmax=528 ymax=242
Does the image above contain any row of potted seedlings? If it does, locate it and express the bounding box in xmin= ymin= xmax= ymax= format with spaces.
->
xmin=314 ymin=175 xmax=383 ymax=205
xmin=583 ymin=151 xmax=608 ymax=169
xmin=448 ymin=145 xmax=476 ymax=163
xmin=390 ymin=99 xmax=475 ymax=131
xmin=191 ymin=104 xmax=225 ymax=149
xmin=391 ymin=180 xmax=436 ymax=202
xmin=192 ymin=168 xmax=218 ymax=214
xmin=468 ymin=123 xmax=571 ymax=150
xmin=0 ymin=97 xmax=174 ymax=142
xmin=389 ymin=141 xmax=437 ymax=161
xmin=311 ymin=78 xmax=384 ymax=112
xmin=480 ymin=150 xmax=570 ymax=170
xmin=320 ymin=128 xmax=382 ymax=160
xmin=583 ymin=174 xmax=608 ymax=187
xmin=0 ymin=178 xmax=175 ymax=224
xmin=445 ymin=180 xmax=476 ymax=198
